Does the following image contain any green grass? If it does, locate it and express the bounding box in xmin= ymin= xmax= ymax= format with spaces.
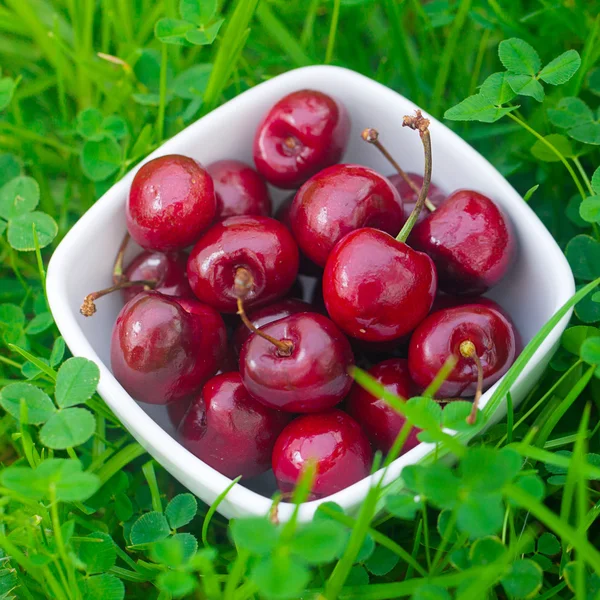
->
xmin=1 ymin=0 xmax=600 ymax=599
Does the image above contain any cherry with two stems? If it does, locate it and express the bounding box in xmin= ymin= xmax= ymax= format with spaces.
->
xmin=323 ymin=111 xmax=437 ymax=342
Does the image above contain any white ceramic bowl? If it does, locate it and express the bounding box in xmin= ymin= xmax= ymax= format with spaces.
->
xmin=46 ymin=65 xmax=575 ymax=522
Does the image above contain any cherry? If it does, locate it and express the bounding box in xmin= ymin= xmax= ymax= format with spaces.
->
xmin=179 ymin=372 xmax=290 ymax=479
xmin=289 ymin=164 xmax=404 ymax=267
xmin=408 ymin=301 xmax=519 ymax=420
xmin=110 ymin=291 xmax=226 ymax=405
xmin=232 ymin=298 xmax=311 ymax=355
xmin=322 ymin=112 xmax=437 ymax=342
xmin=410 ymin=189 xmax=515 ymax=295
xmin=389 ymin=173 xmax=446 ymax=225
xmin=239 ymin=312 xmax=354 ymax=413
xmin=272 ymin=410 xmax=372 ymax=499
xmin=253 ymin=90 xmax=350 ymax=189
xmin=207 ymin=159 xmax=272 ymax=220
xmin=127 ymin=155 xmax=216 ymax=251
xmin=121 ymin=250 xmax=192 ymax=303
xmin=346 ymin=359 xmax=420 ymax=455
xmin=275 ymin=194 xmax=323 ymax=277
xmin=167 ymin=396 xmax=193 ymax=429
xmin=186 ymin=215 xmax=299 ymax=312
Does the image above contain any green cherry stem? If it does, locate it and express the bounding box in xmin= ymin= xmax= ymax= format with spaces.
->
xmin=396 ymin=111 xmax=433 ymax=243
xmin=361 ymin=126 xmax=437 ymax=213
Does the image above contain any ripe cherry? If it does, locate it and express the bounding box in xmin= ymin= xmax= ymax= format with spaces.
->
xmin=121 ymin=250 xmax=192 ymax=303
xmin=323 ymin=112 xmax=437 ymax=342
xmin=239 ymin=311 xmax=354 ymax=413
xmin=389 ymin=173 xmax=446 ymax=225
xmin=408 ymin=301 xmax=519 ymax=422
xmin=186 ymin=215 xmax=299 ymax=312
xmin=167 ymin=396 xmax=193 ymax=429
xmin=233 ymin=297 xmax=311 ymax=355
xmin=127 ymin=155 xmax=216 ymax=251
xmin=207 ymin=159 xmax=272 ymax=220
xmin=290 ymin=164 xmax=404 ymax=267
xmin=411 ymin=189 xmax=515 ymax=295
xmin=272 ymin=410 xmax=372 ymax=499
xmin=110 ymin=291 xmax=226 ymax=405
xmin=253 ymin=90 xmax=350 ymax=189
xmin=347 ymin=359 xmax=421 ymax=454
xmin=179 ymin=372 xmax=290 ymax=479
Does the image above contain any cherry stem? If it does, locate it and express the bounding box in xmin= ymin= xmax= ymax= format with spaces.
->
xmin=361 ymin=127 xmax=436 ymax=213
xmin=396 ymin=111 xmax=433 ymax=243
xmin=112 ymin=232 xmax=131 ymax=285
xmin=80 ymin=279 xmax=156 ymax=317
xmin=459 ymin=340 xmax=483 ymax=425
xmin=234 ymin=267 xmax=293 ymax=357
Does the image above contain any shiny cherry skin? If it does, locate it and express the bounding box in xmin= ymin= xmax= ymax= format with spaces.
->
xmin=111 ymin=292 xmax=226 ymax=405
xmin=207 ymin=159 xmax=272 ymax=220
xmin=179 ymin=372 xmax=290 ymax=479
xmin=290 ymin=165 xmax=404 ymax=267
xmin=127 ymin=155 xmax=216 ymax=251
xmin=239 ymin=312 xmax=354 ymax=413
xmin=323 ymin=228 xmax=437 ymax=342
xmin=410 ymin=189 xmax=515 ymax=295
xmin=346 ymin=359 xmax=420 ymax=455
xmin=272 ymin=410 xmax=372 ymax=499
xmin=122 ymin=250 xmax=192 ymax=303
xmin=408 ymin=301 xmax=519 ymax=398
xmin=233 ymin=298 xmax=311 ymax=354
xmin=187 ymin=215 xmax=299 ymax=312
xmin=253 ymin=90 xmax=350 ymax=189
xmin=388 ymin=173 xmax=446 ymax=226
xmin=276 ymin=195 xmax=323 ymax=277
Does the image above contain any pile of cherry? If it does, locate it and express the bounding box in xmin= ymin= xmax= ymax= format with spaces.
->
xmin=82 ymin=89 xmax=520 ymax=500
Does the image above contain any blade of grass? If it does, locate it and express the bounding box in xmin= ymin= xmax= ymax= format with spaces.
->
xmin=142 ymin=460 xmax=162 ymax=513
xmin=202 ymin=475 xmax=242 ymax=547
xmin=325 ymin=0 xmax=341 ymax=64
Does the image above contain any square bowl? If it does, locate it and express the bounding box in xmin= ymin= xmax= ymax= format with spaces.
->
xmin=46 ymin=65 xmax=575 ymax=522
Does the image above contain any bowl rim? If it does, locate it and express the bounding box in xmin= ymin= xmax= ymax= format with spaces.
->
xmin=46 ymin=64 xmax=576 ymax=521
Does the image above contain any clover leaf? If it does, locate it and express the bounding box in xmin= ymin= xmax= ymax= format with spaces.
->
xmin=155 ymin=0 xmax=224 ymax=46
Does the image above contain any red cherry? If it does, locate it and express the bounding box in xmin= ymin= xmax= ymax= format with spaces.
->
xmin=408 ymin=301 xmax=519 ymax=399
xmin=239 ymin=312 xmax=354 ymax=413
xmin=290 ymin=164 xmax=404 ymax=267
xmin=127 ymin=155 xmax=216 ymax=251
xmin=272 ymin=410 xmax=372 ymax=499
xmin=110 ymin=292 xmax=226 ymax=405
xmin=186 ymin=215 xmax=299 ymax=312
xmin=253 ymin=90 xmax=350 ymax=189
xmin=179 ymin=372 xmax=290 ymax=479
xmin=275 ymin=194 xmax=323 ymax=277
xmin=411 ymin=190 xmax=515 ymax=295
xmin=347 ymin=359 xmax=420 ymax=455
xmin=388 ymin=173 xmax=446 ymax=226
xmin=233 ymin=298 xmax=311 ymax=355
xmin=207 ymin=159 xmax=272 ymax=220
xmin=323 ymin=228 xmax=437 ymax=342
xmin=167 ymin=396 xmax=193 ymax=429
xmin=121 ymin=251 xmax=192 ymax=303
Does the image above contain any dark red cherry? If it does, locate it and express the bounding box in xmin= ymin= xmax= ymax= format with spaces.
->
xmin=111 ymin=292 xmax=226 ymax=405
xmin=127 ymin=155 xmax=216 ymax=251
xmin=346 ymin=359 xmax=420 ymax=455
xmin=290 ymin=164 xmax=404 ymax=267
xmin=323 ymin=228 xmax=437 ymax=342
xmin=411 ymin=190 xmax=515 ymax=295
xmin=272 ymin=410 xmax=372 ymax=499
xmin=275 ymin=194 xmax=323 ymax=277
xmin=167 ymin=396 xmax=193 ymax=429
xmin=121 ymin=250 xmax=192 ymax=303
xmin=253 ymin=90 xmax=350 ymax=189
xmin=186 ymin=215 xmax=299 ymax=312
xmin=207 ymin=159 xmax=272 ymax=220
xmin=179 ymin=372 xmax=290 ymax=479
xmin=239 ymin=312 xmax=354 ymax=413
xmin=408 ymin=301 xmax=519 ymax=398
xmin=233 ymin=298 xmax=311 ymax=355
xmin=388 ymin=173 xmax=446 ymax=226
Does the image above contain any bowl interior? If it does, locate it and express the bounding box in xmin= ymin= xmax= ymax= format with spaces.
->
xmin=48 ymin=66 xmax=573 ymax=511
